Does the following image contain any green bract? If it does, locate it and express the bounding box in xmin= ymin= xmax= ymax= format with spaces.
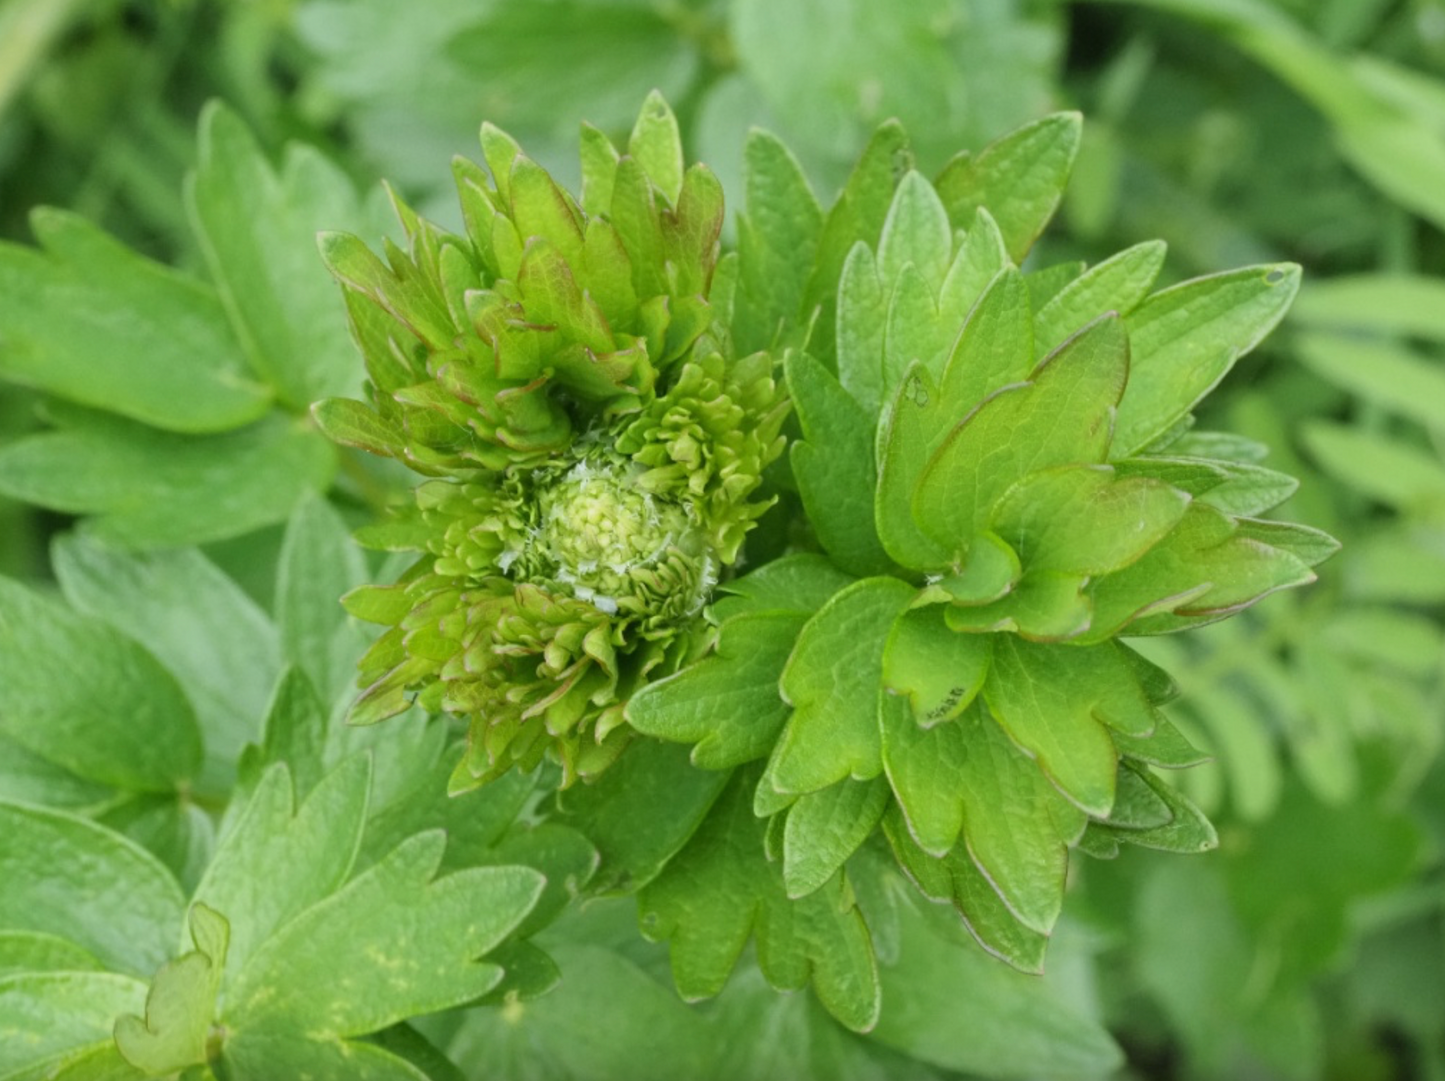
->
xmin=317 ymin=94 xmax=787 ymax=788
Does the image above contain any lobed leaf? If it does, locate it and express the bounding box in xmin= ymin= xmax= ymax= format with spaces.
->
xmin=787 ymin=351 xmax=895 ymax=577
xmin=982 ymin=638 xmax=1124 ymax=817
xmin=0 ymin=576 xmax=201 ymax=793
xmin=766 ymin=577 xmax=915 ymax=796
xmin=114 ymin=904 xmax=229 ymax=1075
xmin=782 ymin=777 xmax=892 ymax=899
xmin=1114 ymin=263 xmax=1300 ymax=456
xmin=0 ymin=409 xmax=336 ymax=549
xmin=734 ymin=131 xmax=824 ymax=353
xmin=226 ymin=831 xmax=544 ymax=1034
xmin=191 ymin=758 xmax=371 ymax=988
xmin=188 ymin=102 xmax=392 ymax=408
xmin=554 ymin=739 xmax=732 ymax=895
xmin=638 ymin=770 xmax=881 ymax=1032
xmin=0 ymin=972 xmax=147 ymax=1080
xmin=0 ymin=802 xmax=186 ymax=977
xmin=53 ymin=534 xmax=279 ymax=794
xmin=627 ymin=613 xmax=803 ymax=770
xmin=934 ymin=112 xmax=1082 ymax=262
xmin=883 ymin=812 xmax=1048 ymax=974
xmin=880 ymin=698 xmax=1082 ymax=933
xmin=915 ymin=314 xmax=1129 ymax=556
xmin=872 ymin=901 xmax=1123 ymax=1078
xmin=0 ymin=209 xmax=270 ymax=433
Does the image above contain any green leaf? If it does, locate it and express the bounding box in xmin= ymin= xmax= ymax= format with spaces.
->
xmin=837 ymin=243 xmax=889 ymax=414
xmin=638 ymin=770 xmax=881 ymax=1032
xmin=628 ymin=90 xmax=684 ymax=205
xmin=1033 ymin=239 xmax=1167 ymax=357
xmin=783 ymin=776 xmax=891 ymax=899
xmin=114 ymin=904 xmax=228 ymax=1074
xmin=1114 ymin=263 xmax=1300 ymax=456
xmin=876 ymin=171 xmax=952 ymax=287
xmin=1303 ymin=422 xmax=1445 ymax=510
xmin=476 ymin=824 xmax=599 ymax=940
xmin=916 ymin=314 xmax=1129 ymax=554
xmin=879 ymin=697 xmax=1082 ymax=933
xmin=882 ymin=812 xmax=1048 ymax=973
xmin=734 ymin=130 xmax=824 ymax=352
xmin=1100 ymin=766 xmax=1217 ymax=854
xmin=990 ymin=465 xmax=1191 ymax=576
xmin=0 ymin=575 xmax=201 ymax=792
xmin=554 ymin=739 xmax=731 ymax=894
xmin=1120 ymin=455 xmax=1300 ymax=518
xmin=803 ymin=120 xmax=912 ymax=374
xmin=0 ymin=972 xmax=147 ymax=1079
xmin=238 ymin=667 xmax=328 ymax=803
xmin=579 ymin=123 xmax=622 ymax=219
xmin=712 ymin=552 xmax=856 ymax=622
xmin=0 ymin=209 xmax=270 ymax=433
xmin=935 ymin=112 xmax=1082 ymax=262
xmin=872 ymin=901 xmax=1123 ymax=1078
xmin=188 ymin=102 xmax=391 ymax=407
xmin=703 ymin=960 xmax=932 ymax=1081
xmin=982 ymin=638 xmax=1123 ymax=817
xmin=310 ymin=397 xmax=407 ymax=458
xmin=627 ymin=613 xmax=802 ymax=769
xmin=766 ymin=577 xmax=915 ymax=796
xmin=357 ymin=742 xmax=531 ymax=873
xmin=223 ymin=1033 xmax=434 ymax=1081
xmin=1291 ymin=273 xmax=1445 ymax=342
xmin=275 ymin=495 xmax=370 ymax=703
xmin=0 ymin=734 xmax=112 ymax=811
xmin=786 ymin=351 xmax=894 ymax=576
xmin=0 ymin=802 xmax=186 ymax=976
xmin=1297 ymin=332 xmax=1445 ymax=430
xmin=1085 ymin=503 xmax=1317 ymax=637
xmin=0 ymin=410 xmax=336 ymax=549
xmin=53 ymin=534 xmax=278 ymax=792
xmin=98 ymin=795 xmax=216 ymax=900
xmin=443 ymin=4 xmax=695 ymax=139
xmin=883 ymin=264 xmax=947 ymax=395
xmin=937 ymin=207 xmax=1010 ymax=330
xmin=0 ymin=932 xmax=104 ymax=977
xmin=443 ymin=941 xmax=713 ymax=1081
xmin=881 ymin=607 xmax=991 ymax=726
xmin=875 ymin=364 xmax=955 ymax=571
xmin=192 ymin=758 xmax=371 ymax=988
xmin=1110 ymin=713 xmax=1209 ymax=769
xmin=225 ymin=831 xmax=543 ymax=1035
xmin=913 ymin=531 xmax=1021 ymax=608
xmin=937 ymin=266 xmax=1033 ymax=413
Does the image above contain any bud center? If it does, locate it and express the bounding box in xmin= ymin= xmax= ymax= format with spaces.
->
xmin=524 ymin=457 xmax=713 ymax=618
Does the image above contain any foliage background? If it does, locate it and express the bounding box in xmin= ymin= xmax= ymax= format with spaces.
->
xmin=0 ymin=0 xmax=1442 ymax=1077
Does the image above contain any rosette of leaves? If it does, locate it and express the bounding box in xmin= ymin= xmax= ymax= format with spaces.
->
xmin=603 ymin=113 xmax=1338 ymax=1030
xmin=314 ymin=94 xmax=787 ymax=790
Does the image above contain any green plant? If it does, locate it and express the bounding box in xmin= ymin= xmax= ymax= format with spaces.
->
xmin=0 ymin=68 xmax=1367 ymax=1081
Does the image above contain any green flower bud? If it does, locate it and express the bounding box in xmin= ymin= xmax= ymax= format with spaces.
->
xmin=324 ymin=97 xmax=786 ymax=788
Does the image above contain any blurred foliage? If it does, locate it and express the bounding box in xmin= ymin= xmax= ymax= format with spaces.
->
xmin=1 ymin=0 xmax=1443 ymax=1077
